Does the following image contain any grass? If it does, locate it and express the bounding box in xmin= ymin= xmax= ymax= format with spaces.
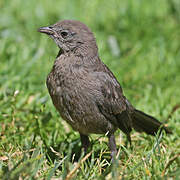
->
xmin=0 ymin=0 xmax=180 ymax=179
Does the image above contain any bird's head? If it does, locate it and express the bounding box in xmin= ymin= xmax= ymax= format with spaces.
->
xmin=38 ymin=20 xmax=98 ymax=55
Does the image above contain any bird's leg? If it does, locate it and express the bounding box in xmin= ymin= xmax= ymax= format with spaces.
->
xmin=80 ymin=133 xmax=90 ymax=153
xmin=108 ymin=133 xmax=117 ymax=161
xmin=126 ymin=134 xmax=132 ymax=149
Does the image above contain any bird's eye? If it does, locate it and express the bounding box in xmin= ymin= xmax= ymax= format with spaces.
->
xmin=61 ymin=31 xmax=68 ymax=38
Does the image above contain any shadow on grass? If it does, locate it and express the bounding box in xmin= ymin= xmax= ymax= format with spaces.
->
xmin=44 ymin=135 xmax=133 ymax=180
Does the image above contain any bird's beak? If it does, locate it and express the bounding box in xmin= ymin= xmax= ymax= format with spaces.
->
xmin=38 ymin=26 xmax=54 ymax=35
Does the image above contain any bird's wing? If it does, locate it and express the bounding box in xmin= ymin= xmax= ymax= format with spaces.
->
xmin=90 ymin=71 xmax=132 ymax=134
xmin=92 ymin=71 xmax=126 ymax=114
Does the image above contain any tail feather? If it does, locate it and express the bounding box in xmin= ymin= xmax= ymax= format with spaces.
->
xmin=132 ymin=109 xmax=172 ymax=135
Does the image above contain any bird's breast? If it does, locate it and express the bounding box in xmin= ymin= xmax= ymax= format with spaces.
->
xmin=46 ymin=61 xmax=91 ymax=110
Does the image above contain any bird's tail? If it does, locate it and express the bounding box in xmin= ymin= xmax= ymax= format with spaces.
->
xmin=131 ymin=109 xmax=172 ymax=135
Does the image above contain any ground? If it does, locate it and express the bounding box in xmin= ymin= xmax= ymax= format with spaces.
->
xmin=0 ymin=0 xmax=180 ymax=179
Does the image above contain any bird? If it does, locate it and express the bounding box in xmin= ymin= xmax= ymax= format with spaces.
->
xmin=38 ymin=20 xmax=171 ymax=159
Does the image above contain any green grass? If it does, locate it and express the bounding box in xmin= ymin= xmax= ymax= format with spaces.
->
xmin=0 ymin=0 xmax=180 ymax=179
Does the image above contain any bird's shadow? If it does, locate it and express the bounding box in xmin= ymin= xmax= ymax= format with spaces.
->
xmin=45 ymin=137 xmax=111 ymax=164
xmin=45 ymin=136 xmax=131 ymax=177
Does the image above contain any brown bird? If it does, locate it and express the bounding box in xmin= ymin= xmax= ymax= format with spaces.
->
xmin=38 ymin=20 xmax=171 ymax=159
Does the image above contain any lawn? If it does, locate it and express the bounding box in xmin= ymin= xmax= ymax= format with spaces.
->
xmin=0 ymin=0 xmax=180 ymax=179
